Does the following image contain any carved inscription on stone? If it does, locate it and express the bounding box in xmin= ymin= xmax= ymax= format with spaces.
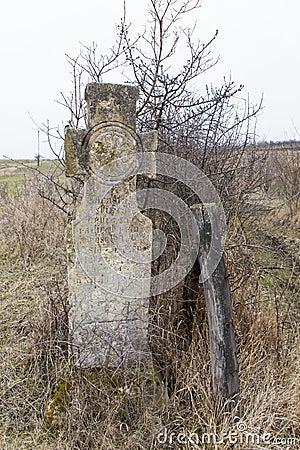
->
xmin=65 ymin=83 xmax=157 ymax=368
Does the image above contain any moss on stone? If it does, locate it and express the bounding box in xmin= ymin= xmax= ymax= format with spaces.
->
xmin=44 ymin=377 xmax=72 ymax=430
xmin=44 ymin=362 xmax=166 ymax=431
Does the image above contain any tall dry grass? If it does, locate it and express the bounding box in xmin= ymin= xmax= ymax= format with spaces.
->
xmin=0 ymin=176 xmax=299 ymax=449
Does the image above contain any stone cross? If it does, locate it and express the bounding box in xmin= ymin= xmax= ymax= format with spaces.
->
xmin=65 ymin=83 xmax=157 ymax=368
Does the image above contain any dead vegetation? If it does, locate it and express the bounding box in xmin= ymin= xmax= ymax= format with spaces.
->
xmin=0 ymin=164 xmax=299 ymax=449
xmin=0 ymin=0 xmax=299 ymax=447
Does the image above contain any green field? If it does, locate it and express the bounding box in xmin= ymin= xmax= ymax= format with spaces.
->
xmin=0 ymin=159 xmax=64 ymax=191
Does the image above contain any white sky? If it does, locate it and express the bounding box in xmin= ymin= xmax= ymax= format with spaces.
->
xmin=0 ymin=0 xmax=299 ymax=159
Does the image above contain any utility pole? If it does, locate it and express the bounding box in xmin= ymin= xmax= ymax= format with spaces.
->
xmin=37 ymin=129 xmax=40 ymax=167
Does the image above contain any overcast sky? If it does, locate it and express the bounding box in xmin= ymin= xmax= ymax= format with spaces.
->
xmin=1 ymin=0 xmax=299 ymax=159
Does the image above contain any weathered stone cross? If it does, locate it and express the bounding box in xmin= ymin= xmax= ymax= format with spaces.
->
xmin=65 ymin=83 xmax=157 ymax=368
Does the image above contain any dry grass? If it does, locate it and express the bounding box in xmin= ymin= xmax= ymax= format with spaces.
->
xmin=0 ymin=175 xmax=299 ymax=449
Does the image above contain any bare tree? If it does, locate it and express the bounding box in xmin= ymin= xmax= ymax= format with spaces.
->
xmin=58 ymin=0 xmax=262 ymax=217
xmin=267 ymin=148 xmax=300 ymax=217
xmin=48 ymin=0 xmax=264 ymax=392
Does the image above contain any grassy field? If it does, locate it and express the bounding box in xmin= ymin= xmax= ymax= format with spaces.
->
xmin=0 ymin=160 xmax=299 ymax=449
xmin=0 ymin=159 xmax=63 ymax=191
